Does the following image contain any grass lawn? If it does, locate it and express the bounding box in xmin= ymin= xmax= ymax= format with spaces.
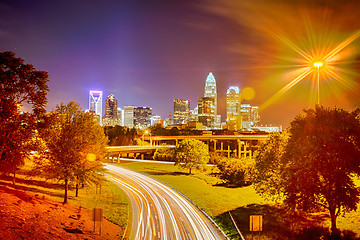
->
xmin=117 ymin=161 xmax=271 ymax=216
xmin=117 ymin=161 xmax=360 ymax=240
xmin=0 ymin=161 xmax=129 ymax=229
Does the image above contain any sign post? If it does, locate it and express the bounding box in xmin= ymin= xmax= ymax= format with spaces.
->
xmin=250 ymin=215 xmax=263 ymax=240
xmin=96 ymin=183 xmax=101 ymax=194
xmin=93 ymin=208 xmax=103 ymax=235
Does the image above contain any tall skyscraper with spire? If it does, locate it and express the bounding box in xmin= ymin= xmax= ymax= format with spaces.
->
xmin=89 ymin=90 xmax=102 ymax=123
xmin=198 ymin=72 xmax=219 ymax=129
xmin=204 ymin=72 xmax=217 ymax=116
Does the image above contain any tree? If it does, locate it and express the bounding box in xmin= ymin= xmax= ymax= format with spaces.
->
xmin=104 ymin=125 xmax=138 ymax=146
xmin=254 ymin=105 xmax=360 ymax=233
xmin=253 ymin=131 xmax=289 ymax=201
xmin=0 ymin=51 xmax=49 ymax=184
xmin=216 ymin=156 xmax=255 ymax=187
xmin=174 ymin=139 xmax=209 ymax=174
xmin=35 ymin=102 xmax=108 ymax=203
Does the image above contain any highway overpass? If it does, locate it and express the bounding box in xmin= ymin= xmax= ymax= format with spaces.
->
xmin=106 ymin=133 xmax=269 ymax=159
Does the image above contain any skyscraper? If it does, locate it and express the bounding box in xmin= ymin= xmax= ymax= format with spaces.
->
xmin=240 ymin=104 xmax=252 ymax=130
xmin=204 ymin=72 xmax=217 ymax=116
xmin=226 ymin=86 xmax=241 ymax=121
xmin=117 ymin=107 xmax=124 ymax=126
xmin=124 ymin=106 xmax=135 ymax=127
xmin=89 ymin=90 xmax=102 ymax=122
xmin=104 ymin=94 xmax=118 ymax=118
xmin=173 ymin=99 xmax=190 ymax=125
xmin=134 ymin=107 xmax=152 ymax=128
xmin=198 ymin=97 xmax=215 ymax=129
xmin=202 ymin=72 xmax=219 ymax=128
xmin=103 ymin=94 xmax=118 ymax=126
xmin=240 ymin=104 xmax=260 ymax=130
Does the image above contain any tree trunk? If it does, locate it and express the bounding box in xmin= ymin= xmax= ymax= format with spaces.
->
xmin=75 ymin=182 xmax=79 ymax=197
xmin=12 ymin=162 xmax=16 ymax=186
xmin=329 ymin=207 xmax=338 ymax=233
xmin=189 ymin=167 xmax=192 ymax=175
xmin=64 ymin=178 xmax=68 ymax=204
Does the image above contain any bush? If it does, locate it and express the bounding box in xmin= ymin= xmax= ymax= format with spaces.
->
xmin=153 ymin=144 xmax=175 ymax=161
xmin=216 ymin=157 xmax=255 ymax=187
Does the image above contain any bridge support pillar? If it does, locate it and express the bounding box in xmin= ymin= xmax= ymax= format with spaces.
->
xmin=213 ymin=140 xmax=217 ymax=154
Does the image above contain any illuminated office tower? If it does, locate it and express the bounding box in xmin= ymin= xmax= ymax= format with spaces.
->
xmin=198 ymin=97 xmax=215 ymax=129
xmin=150 ymin=115 xmax=162 ymax=126
xmin=251 ymin=106 xmax=260 ymax=126
xmin=226 ymin=86 xmax=241 ymax=121
xmin=240 ymin=104 xmax=251 ymax=130
xmin=89 ymin=90 xmax=102 ymax=122
xmin=124 ymin=106 xmax=135 ymax=127
xmin=203 ymin=72 xmax=218 ymax=128
xmin=240 ymin=104 xmax=260 ymax=130
xmin=189 ymin=106 xmax=198 ymax=122
xmin=134 ymin=107 xmax=152 ymax=128
xmin=173 ymin=99 xmax=190 ymax=125
xmin=204 ymin=72 xmax=217 ymax=116
xmin=102 ymin=94 xmax=119 ymax=126
xmin=117 ymin=107 xmax=124 ymax=126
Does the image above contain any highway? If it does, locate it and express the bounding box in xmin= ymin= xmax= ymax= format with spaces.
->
xmin=106 ymin=164 xmax=227 ymax=240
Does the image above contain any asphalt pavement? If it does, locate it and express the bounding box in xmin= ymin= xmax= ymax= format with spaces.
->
xmin=106 ymin=164 xmax=228 ymax=240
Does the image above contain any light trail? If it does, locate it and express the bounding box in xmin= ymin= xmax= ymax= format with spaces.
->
xmin=106 ymin=164 xmax=227 ymax=240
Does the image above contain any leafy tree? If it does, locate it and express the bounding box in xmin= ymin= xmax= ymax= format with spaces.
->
xmin=150 ymin=123 xmax=170 ymax=136
xmin=175 ymin=139 xmax=209 ymax=174
xmin=0 ymin=51 xmax=49 ymax=184
xmin=35 ymin=102 xmax=108 ymax=203
xmin=253 ymin=131 xmax=289 ymax=201
xmin=169 ymin=127 xmax=179 ymax=136
xmin=216 ymin=156 xmax=255 ymax=187
xmin=104 ymin=125 xmax=138 ymax=146
xmin=153 ymin=144 xmax=175 ymax=161
xmin=254 ymin=106 xmax=360 ymax=233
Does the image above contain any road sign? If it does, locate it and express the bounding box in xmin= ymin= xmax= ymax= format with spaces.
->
xmin=250 ymin=215 xmax=263 ymax=232
xmin=93 ymin=208 xmax=103 ymax=235
xmin=93 ymin=208 xmax=103 ymax=222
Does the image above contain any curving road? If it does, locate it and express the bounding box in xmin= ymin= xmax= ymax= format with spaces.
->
xmin=106 ymin=164 xmax=227 ymax=240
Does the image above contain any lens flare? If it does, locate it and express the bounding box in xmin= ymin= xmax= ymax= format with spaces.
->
xmin=260 ymin=30 xmax=360 ymax=110
xmin=242 ymin=87 xmax=256 ymax=100
xmin=313 ymin=62 xmax=323 ymax=67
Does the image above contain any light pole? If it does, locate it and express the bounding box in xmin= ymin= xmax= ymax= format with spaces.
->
xmin=313 ymin=61 xmax=323 ymax=105
xmin=142 ymin=130 xmax=152 ymax=145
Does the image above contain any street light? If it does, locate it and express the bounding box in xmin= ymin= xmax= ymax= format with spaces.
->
xmin=313 ymin=61 xmax=324 ymax=105
xmin=142 ymin=130 xmax=152 ymax=145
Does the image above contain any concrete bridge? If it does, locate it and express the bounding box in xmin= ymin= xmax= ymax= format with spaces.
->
xmin=106 ymin=145 xmax=175 ymax=160
xmin=106 ymin=133 xmax=269 ymax=159
xmin=145 ymin=134 xmax=269 ymax=158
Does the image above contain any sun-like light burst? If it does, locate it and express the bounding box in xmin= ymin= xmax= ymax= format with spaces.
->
xmin=260 ymin=30 xmax=360 ymax=110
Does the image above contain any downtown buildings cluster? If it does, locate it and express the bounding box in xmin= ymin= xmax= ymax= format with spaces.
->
xmin=88 ymin=72 xmax=280 ymax=132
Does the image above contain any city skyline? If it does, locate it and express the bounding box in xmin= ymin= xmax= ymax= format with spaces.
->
xmin=1 ymin=0 xmax=360 ymax=128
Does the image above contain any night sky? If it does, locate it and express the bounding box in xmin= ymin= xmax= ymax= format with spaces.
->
xmin=1 ymin=0 xmax=360 ymax=128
